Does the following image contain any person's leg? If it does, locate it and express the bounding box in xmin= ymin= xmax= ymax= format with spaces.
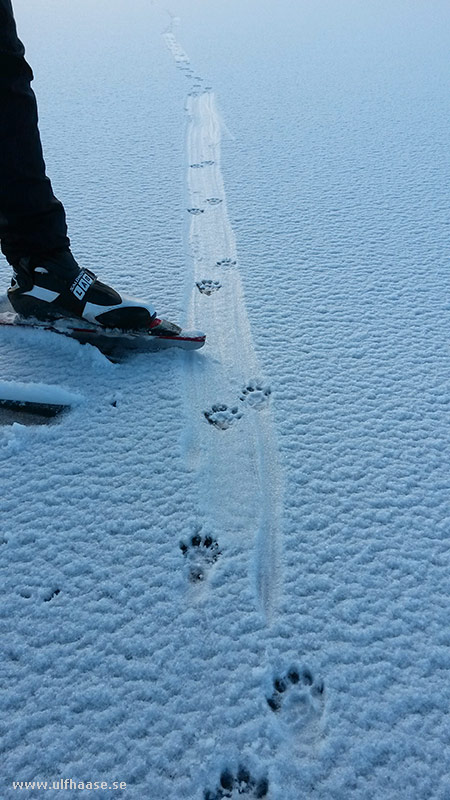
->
xmin=0 ymin=1 xmax=175 ymax=332
xmin=0 ymin=0 xmax=69 ymax=265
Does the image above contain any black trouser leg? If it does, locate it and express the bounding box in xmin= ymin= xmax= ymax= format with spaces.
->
xmin=0 ymin=0 xmax=69 ymax=265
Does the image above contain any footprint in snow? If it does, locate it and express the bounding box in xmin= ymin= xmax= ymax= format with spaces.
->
xmin=267 ymin=666 xmax=325 ymax=734
xmin=239 ymin=381 xmax=272 ymax=410
xmin=180 ymin=532 xmax=221 ymax=583
xmin=204 ymin=404 xmax=243 ymax=430
xmin=20 ymin=586 xmax=61 ymax=602
xmin=204 ymin=381 xmax=271 ymax=430
xmin=204 ymin=765 xmax=268 ymax=799
xmin=205 ymin=198 xmax=223 ymax=206
xmin=190 ymin=161 xmax=215 ymax=169
xmin=216 ymin=258 xmax=237 ymax=268
xmin=196 ymin=279 xmax=222 ymax=296
xmin=43 ymin=588 xmax=61 ymax=602
xmin=187 ymin=208 xmax=204 ymax=215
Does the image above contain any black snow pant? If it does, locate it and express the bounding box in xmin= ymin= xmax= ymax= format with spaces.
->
xmin=0 ymin=0 xmax=69 ymax=265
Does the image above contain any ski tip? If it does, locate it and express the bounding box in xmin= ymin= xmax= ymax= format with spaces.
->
xmin=0 ymin=380 xmax=83 ymax=424
xmin=163 ymin=330 xmax=206 ymax=348
xmin=177 ymin=330 xmax=206 ymax=342
xmin=0 ymin=398 xmax=69 ymax=416
xmin=151 ymin=328 xmax=206 ymax=342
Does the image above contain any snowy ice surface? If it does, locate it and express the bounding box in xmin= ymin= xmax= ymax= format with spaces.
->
xmin=1 ymin=1 xmax=450 ymax=798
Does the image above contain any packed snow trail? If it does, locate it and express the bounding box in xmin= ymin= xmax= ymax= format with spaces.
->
xmin=164 ymin=19 xmax=283 ymax=622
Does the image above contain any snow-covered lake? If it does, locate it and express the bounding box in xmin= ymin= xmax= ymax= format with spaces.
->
xmin=1 ymin=1 xmax=450 ymax=797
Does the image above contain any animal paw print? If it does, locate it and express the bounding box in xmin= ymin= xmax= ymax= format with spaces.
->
xmin=43 ymin=588 xmax=61 ymax=603
xmin=239 ymin=381 xmax=271 ymax=410
xmin=187 ymin=208 xmax=204 ymax=215
xmin=197 ymin=279 xmax=222 ymax=296
xmin=267 ymin=666 xmax=324 ymax=730
xmin=204 ymin=404 xmax=243 ymax=430
xmin=216 ymin=258 xmax=237 ymax=268
xmin=205 ymin=198 xmax=223 ymax=206
xmin=189 ymin=160 xmax=215 ymax=169
xmin=204 ymin=766 xmax=269 ymax=799
xmin=204 ymin=380 xmax=271 ymax=430
xmin=180 ymin=532 xmax=221 ymax=582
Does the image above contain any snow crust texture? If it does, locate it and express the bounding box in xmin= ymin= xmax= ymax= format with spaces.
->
xmin=2 ymin=1 xmax=450 ymax=798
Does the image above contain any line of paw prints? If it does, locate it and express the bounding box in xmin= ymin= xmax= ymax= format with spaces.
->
xmin=167 ymin=35 xmax=213 ymax=92
xmin=186 ymin=79 xmax=213 ymax=97
xmin=204 ymin=766 xmax=268 ymax=799
xmin=180 ymin=532 xmax=221 ymax=583
xmin=267 ymin=666 xmax=324 ymax=713
xmin=204 ymin=382 xmax=272 ymax=430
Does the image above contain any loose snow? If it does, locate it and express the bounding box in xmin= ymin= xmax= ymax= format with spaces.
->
xmin=1 ymin=1 xmax=450 ymax=798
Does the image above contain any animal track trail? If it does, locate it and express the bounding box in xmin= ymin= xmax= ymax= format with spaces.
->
xmin=204 ymin=765 xmax=269 ymax=799
xmin=180 ymin=531 xmax=221 ymax=583
xmin=267 ymin=666 xmax=325 ymax=735
xmin=168 ymin=23 xmax=283 ymax=625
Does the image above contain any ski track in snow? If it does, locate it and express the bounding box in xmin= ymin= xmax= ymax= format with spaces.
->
xmin=163 ymin=20 xmax=283 ymax=625
xmin=163 ymin=19 xmax=289 ymax=797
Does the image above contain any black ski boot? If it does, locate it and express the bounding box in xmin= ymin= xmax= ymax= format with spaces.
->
xmin=7 ymin=249 xmax=181 ymax=334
